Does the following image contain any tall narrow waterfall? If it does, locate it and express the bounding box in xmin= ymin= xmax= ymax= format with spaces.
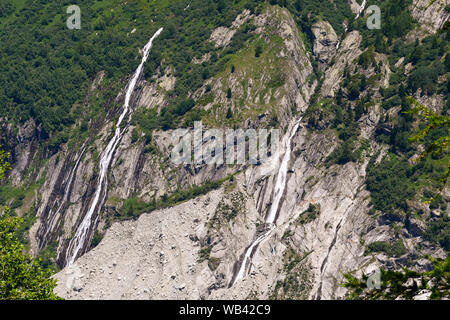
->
xmin=355 ymin=0 xmax=367 ymax=19
xmin=65 ymin=28 xmax=163 ymax=266
xmin=230 ymin=120 xmax=301 ymax=286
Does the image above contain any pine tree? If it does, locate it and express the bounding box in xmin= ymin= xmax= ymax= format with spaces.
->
xmin=255 ymin=44 xmax=263 ymax=58
xmin=226 ymin=107 xmax=233 ymax=119
xmin=0 ymin=146 xmax=10 ymax=180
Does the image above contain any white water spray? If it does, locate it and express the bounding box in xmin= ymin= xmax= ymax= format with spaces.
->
xmin=266 ymin=122 xmax=300 ymax=224
xmin=355 ymin=0 xmax=367 ymax=19
xmin=65 ymin=28 xmax=163 ymax=266
xmin=232 ymin=120 xmax=301 ymax=284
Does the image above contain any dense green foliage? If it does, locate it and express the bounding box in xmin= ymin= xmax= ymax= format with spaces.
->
xmin=0 ymin=207 xmax=61 ymax=300
xmin=366 ymin=155 xmax=418 ymax=213
xmin=270 ymin=0 xmax=353 ymax=36
xmin=365 ymin=240 xmax=407 ymax=258
xmin=0 ymin=0 xmax=356 ymax=137
xmin=335 ymin=5 xmax=450 ymax=299
xmin=326 ymin=140 xmax=359 ymax=165
xmin=0 ymin=148 xmax=60 ymax=300
xmin=356 ymin=0 xmax=414 ymax=44
xmin=90 ymin=230 xmax=104 ymax=249
xmin=296 ymin=203 xmax=321 ymax=225
xmin=343 ymin=257 xmax=450 ymax=300
xmin=353 ymin=3 xmax=449 ymax=213
xmin=407 ymin=97 xmax=450 ymax=186
xmin=0 ymin=0 xmax=264 ymax=140
xmin=424 ymin=215 xmax=450 ymax=251
xmin=366 ymin=48 xmax=449 ymax=251
xmin=0 ymin=145 xmax=10 ymax=181
xmin=143 ymin=0 xmax=263 ymax=130
xmin=0 ymin=1 xmax=15 ymax=19
xmin=299 ymin=0 xmax=450 ymax=265
xmin=0 ymin=0 xmax=147 ymax=136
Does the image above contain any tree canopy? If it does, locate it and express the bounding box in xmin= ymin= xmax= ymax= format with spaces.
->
xmin=0 ymin=145 xmax=61 ymax=300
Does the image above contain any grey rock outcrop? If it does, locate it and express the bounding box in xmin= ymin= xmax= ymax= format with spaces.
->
xmin=311 ymin=21 xmax=339 ymax=70
xmin=3 ymin=2 xmax=448 ymax=301
xmin=410 ymin=0 xmax=450 ymax=34
xmin=321 ymin=31 xmax=362 ymax=98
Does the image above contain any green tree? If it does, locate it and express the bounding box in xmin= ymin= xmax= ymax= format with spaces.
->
xmin=226 ymin=107 xmax=233 ymax=119
xmin=358 ymin=46 xmax=375 ymax=69
xmin=407 ymin=97 xmax=450 ymax=189
xmin=343 ymin=257 xmax=450 ymax=300
xmin=0 ymin=146 xmax=10 ymax=180
xmin=255 ymin=44 xmax=263 ymax=58
xmin=348 ymin=83 xmax=360 ymax=101
xmin=227 ymin=88 xmax=232 ymax=99
xmin=0 ymin=145 xmax=61 ymax=300
xmin=445 ymin=54 xmax=450 ymax=72
xmin=360 ymin=75 xmax=367 ymax=91
xmin=0 ymin=208 xmax=61 ymax=300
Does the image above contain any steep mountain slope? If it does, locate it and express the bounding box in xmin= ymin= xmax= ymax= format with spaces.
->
xmin=0 ymin=0 xmax=449 ymax=300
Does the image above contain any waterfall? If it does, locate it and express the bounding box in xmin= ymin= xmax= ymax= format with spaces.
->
xmin=266 ymin=122 xmax=300 ymax=224
xmin=65 ymin=28 xmax=163 ymax=266
xmin=355 ymin=0 xmax=367 ymax=19
xmin=230 ymin=120 xmax=301 ymax=286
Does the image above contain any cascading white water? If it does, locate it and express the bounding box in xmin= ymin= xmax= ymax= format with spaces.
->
xmin=355 ymin=0 xmax=367 ymax=19
xmin=266 ymin=122 xmax=300 ymax=224
xmin=232 ymin=120 xmax=301 ymax=284
xmin=233 ymin=224 xmax=275 ymax=283
xmin=65 ymin=28 xmax=163 ymax=266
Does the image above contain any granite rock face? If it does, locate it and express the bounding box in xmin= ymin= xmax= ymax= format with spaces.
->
xmin=4 ymin=3 xmax=448 ymax=300
xmin=311 ymin=21 xmax=339 ymax=70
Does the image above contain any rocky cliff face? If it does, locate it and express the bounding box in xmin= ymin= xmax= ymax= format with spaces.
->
xmin=2 ymin=2 xmax=448 ymax=300
xmin=410 ymin=0 xmax=450 ymax=34
xmin=311 ymin=21 xmax=339 ymax=71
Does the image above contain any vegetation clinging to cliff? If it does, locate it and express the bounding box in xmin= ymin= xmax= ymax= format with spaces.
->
xmin=0 ymin=146 xmax=60 ymax=300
